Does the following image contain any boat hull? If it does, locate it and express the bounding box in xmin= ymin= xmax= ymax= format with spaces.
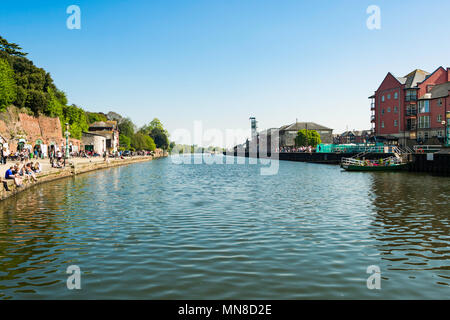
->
xmin=342 ymin=163 xmax=409 ymax=172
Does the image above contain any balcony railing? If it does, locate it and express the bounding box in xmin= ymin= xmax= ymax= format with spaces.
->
xmin=371 ymin=115 xmax=375 ymax=122
xmin=407 ymin=125 xmax=417 ymax=131
xmin=406 ymin=110 xmax=417 ymax=116
xmin=370 ymin=102 xmax=375 ymax=110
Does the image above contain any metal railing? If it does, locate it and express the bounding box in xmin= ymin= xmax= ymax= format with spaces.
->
xmin=413 ymin=145 xmax=442 ymax=153
xmin=341 ymin=156 xmax=404 ymax=167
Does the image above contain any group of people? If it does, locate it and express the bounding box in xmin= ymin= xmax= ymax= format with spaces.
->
xmin=49 ymin=150 xmax=66 ymax=168
xmin=279 ymin=146 xmax=314 ymax=153
xmin=1 ymin=148 xmax=40 ymax=164
xmin=4 ymin=162 xmax=42 ymax=188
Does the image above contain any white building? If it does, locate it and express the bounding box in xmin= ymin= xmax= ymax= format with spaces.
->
xmin=81 ymin=132 xmax=107 ymax=154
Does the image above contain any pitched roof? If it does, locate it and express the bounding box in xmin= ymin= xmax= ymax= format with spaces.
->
xmin=340 ymin=130 xmax=371 ymax=137
xmin=424 ymin=82 xmax=450 ymax=99
xmin=280 ymin=122 xmax=332 ymax=132
xmin=89 ymin=121 xmax=117 ymax=128
xmin=403 ymin=69 xmax=430 ymax=88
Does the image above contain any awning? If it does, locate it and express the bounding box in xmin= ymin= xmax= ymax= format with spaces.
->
xmin=18 ymin=138 xmax=26 ymax=143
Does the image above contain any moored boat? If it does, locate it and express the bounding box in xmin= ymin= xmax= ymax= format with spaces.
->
xmin=341 ymin=156 xmax=409 ymax=172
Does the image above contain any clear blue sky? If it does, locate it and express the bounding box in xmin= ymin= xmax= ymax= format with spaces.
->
xmin=1 ymin=0 xmax=450 ymax=146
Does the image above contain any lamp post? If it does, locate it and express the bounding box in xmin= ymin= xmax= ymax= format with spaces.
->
xmin=64 ymin=123 xmax=70 ymax=160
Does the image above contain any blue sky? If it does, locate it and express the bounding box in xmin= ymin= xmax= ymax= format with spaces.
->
xmin=1 ymin=0 xmax=450 ymax=146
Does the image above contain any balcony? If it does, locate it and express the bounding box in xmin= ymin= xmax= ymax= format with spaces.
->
xmin=406 ymin=109 xmax=417 ymax=116
xmin=370 ymin=102 xmax=375 ymax=110
xmin=405 ymin=96 xmax=417 ymax=102
xmin=371 ymin=115 xmax=375 ymax=122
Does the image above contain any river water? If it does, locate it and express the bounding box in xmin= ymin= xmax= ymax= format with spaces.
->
xmin=0 ymin=155 xmax=449 ymax=299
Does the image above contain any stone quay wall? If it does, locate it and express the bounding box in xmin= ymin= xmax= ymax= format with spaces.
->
xmin=0 ymin=155 xmax=166 ymax=202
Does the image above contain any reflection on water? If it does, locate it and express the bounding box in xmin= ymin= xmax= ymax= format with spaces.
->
xmin=0 ymin=156 xmax=448 ymax=299
xmin=370 ymin=173 xmax=450 ymax=292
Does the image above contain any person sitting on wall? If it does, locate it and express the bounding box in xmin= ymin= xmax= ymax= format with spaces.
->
xmin=5 ymin=166 xmax=23 ymax=187
xmin=25 ymin=163 xmax=38 ymax=182
xmin=33 ymin=162 xmax=42 ymax=173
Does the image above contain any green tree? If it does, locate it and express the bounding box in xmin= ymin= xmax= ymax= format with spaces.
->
xmin=86 ymin=112 xmax=108 ymax=124
xmin=118 ymin=117 xmax=135 ymax=138
xmin=150 ymin=126 xmax=169 ymax=149
xmin=61 ymin=104 xmax=89 ymax=140
xmin=25 ymin=89 xmax=47 ymax=114
xmin=132 ymin=133 xmax=156 ymax=151
xmin=0 ymin=58 xmax=17 ymax=111
xmin=119 ymin=134 xmax=131 ymax=149
xmin=140 ymin=118 xmax=169 ymax=149
xmin=295 ymin=129 xmax=322 ymax=147
xmin=45 ymin=87 xmax=64 ymax=117
xmin=0 ymin=35 xmax=28 ymax=57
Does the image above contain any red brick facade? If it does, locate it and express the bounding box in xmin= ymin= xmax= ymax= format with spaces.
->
xmin=370 ymin=67 xmax=450 ymax=146
xmin=0 ymin=107 xmax=80 ymax=154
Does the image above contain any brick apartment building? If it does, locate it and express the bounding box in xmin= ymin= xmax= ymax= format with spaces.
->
xmin=334 ymin=130 xmax=372 ymax=144
xmin=369 ymin=67 xmax=450 ymax=147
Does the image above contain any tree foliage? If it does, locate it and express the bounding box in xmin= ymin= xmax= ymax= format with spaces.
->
xmin=0 ymin=58 xmax=17 ymax=111
xmin=132 ymin=133 xmax=156 ymax=151
xmin=118 ymin=117 xmax=135 ymax=138
xmin=295 ymin=129 xmax=322 ymax=147
xmin=86 ymin=112 xmax=108 ymax=124
xmin=0 ymin=36 xmax=28 ymax=57
xmin=60 ymin=104 xmax=89 ymax=140
xmin=139 ymin=118 xmax=169 ymax=150
xmin=119 ymin=134 xmax=131 ymax=149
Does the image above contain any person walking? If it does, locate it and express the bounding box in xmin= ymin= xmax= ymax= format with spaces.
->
xmin=0 ymin=147 xmax=5 ymax=165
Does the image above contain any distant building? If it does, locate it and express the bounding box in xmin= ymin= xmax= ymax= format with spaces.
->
xmin=370 ymin=67 xmax=450 ymax=146
xmin=87 ymin=121 xmax=119 ymax=153
xmin=81 ymin=132 xmax=107 ymax=154
xmin=335 ymin=130 xmax=372 ymax=144
xmin=279 ymin=122 xmax=333 ymax=146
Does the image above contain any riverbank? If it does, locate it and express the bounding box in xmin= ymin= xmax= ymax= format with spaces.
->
xmin=225 ymin=150 xmax=450 ymax=176
xmin=0 ymin=154 xmax=166 ymax=201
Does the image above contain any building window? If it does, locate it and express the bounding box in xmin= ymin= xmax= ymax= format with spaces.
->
xmin=406 ymin=90 xmax=417 ymax=101
xmin=418 ymin=100 xmax=430 ymax=113
xmin=394 ymin=106 xmax=398 ymax=113
xmin=424 ymin=131 xmax=429 ymax=139
xmin=381 ymin=121 xmax=385 ymax=128
xmin=381 ymin=109 xmax=385 ymax=115
xmin=387 ymin=94 xmax=391 ymax=100
xmin=419 ymin=116 xmax=430 ymax=129
xmin=387 ymin=107 xmax=391 ymax=113
xmin=394 ymin=92 xmax=398 ymax=99
xmin=438 ymin=98 xmax=443 ymax=106
xmin=394 ymin=120 xmax=398 ymax=127
xmin=407 ymin=104 xmax=417 ymax=116
xmin=437 ymin=114 xmax=442 ymax=122
xmin=382 ymin=95 xmax=385 ymax=102
xmin=407 ymin=118 xmax=416 ymax=130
